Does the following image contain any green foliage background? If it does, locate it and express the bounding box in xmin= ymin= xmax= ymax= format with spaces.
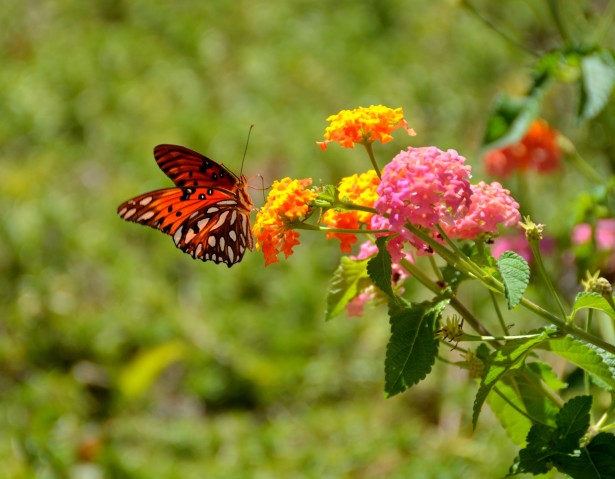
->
xmin=1 ymin=1 xmax=610 ymax=477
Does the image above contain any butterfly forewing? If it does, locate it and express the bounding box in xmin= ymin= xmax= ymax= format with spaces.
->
xmin=154 ymin=144 xmax=238 ymax=190
xmin=117 ymin=145 xmax=254 ymax=267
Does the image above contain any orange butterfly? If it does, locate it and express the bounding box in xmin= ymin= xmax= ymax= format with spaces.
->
xmin=117 ymin=145 xmax=254 ymax=267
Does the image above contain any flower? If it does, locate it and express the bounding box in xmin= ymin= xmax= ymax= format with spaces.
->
xmin=321 ymin=170 xmax=380 ymax=252
xmin=572 ymin=219 xmax=615 ymax=274
xmin=317 ymin=105 xmax=415 ymax=150
xmin=442 ymin=181 xmax=521 ymax=239
xmin=485 ymin=119 xmax=561 ymax=177
xmin=253 ymin=177 xmax=317 ymax=266
xmin=373 ymin=146 xmax=473 ymax=257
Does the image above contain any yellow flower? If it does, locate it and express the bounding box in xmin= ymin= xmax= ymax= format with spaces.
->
xmin=321 ymin=170 xmax=380 ymax=252
xmin=318 ymin=105 xmax=415 ymax=150
xmin=253 ymin=177 xmax=317 ymax=266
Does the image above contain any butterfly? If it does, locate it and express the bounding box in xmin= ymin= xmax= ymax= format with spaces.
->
xmin=117 ymin=144 xmax=255 ymax=267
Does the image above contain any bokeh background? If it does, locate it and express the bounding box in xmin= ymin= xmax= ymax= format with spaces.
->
xmin=1 ymin=1 xmax=611 ymax=477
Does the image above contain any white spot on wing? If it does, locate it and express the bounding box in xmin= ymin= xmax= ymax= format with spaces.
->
xmin=230 ymin=210 xmax=237 ymax=225
xmin=137 ymin=211 xmax=155 ymax=221
xmin=207 ymin=207 xmax=219 ymax=214
xmin=209 ymin=211 xmax=229 ymax=231
xmin=228 ymin=246 xmax=235 ymax=263
xmin=229 ymin=230 xmax=237 ymax=242
xmin=118 ymin=207 xmax=127 ymax=216
xmin=139 ymin=196 xmax=153 ymax=206
xmin=216 ymin=200 xmax=238 ymax=206
xmin=219 ymin=236 xmax=225 ymax=250
xmin=184 ymin=229 xmax=196 ymax=243
xmin=173 ymin=226 xmax=183 ymax=245
xmin=197 ymin=218 xmax=210 ymax=230
xmin=208 ymin=236 xmax=216 ymax=247
xmin=124 ymin=208 xmax=137 ymax=219
xmin=196 ymin=244 xmax=202 ymax=257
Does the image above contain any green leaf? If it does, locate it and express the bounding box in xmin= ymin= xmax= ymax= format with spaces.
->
xmin=515 ymin=363 xmax=562 ymax=426
xmin=325 ymin=257 xmax=371 ymax=320
xmin=554 ymin=395 xmax=592 ymax=453
xmin=572 ymin=291 xmax=615 ymax=321
xmin=541 ymin=335 xmax=615 ymax=391
xmin=119 ymin=340 xmax=188 ymax=399
xmin=367 ymin=236 xmax=394 ymax=299
xmin=555 ymin=433 xmax=615 ymax=479
xmin=487 ymin=380 xmax=533 ymax=446
xmin=579 ymin=49 xmax=615 ymax=121
xmin=384 ymin=300 xmax=446 ymax=397
xmin=472 ymin=331 xmax=550 ymax=428
xmin=497 ymin=251 xmax=530 ymax=309
xmin=510 ymin=396 xmax=602 ymax=478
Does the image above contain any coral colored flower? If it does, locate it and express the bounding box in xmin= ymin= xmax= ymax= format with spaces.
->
xmin=321 ymin=170 xmax=380 ymax=252
xmin=253 ymin=177 xmax=317 ymax=266
xmin=345 ymin=240 xmax=413 ymax=317
xmin=443 ymin=181 xmax=521 ymax=239
xmin=485 ymin=119 xmax=561 ymax=177
xmin=317 ymin=105 xmax=415 ymax=150
xmin=373 ymin=146 xmax=472 ymax=257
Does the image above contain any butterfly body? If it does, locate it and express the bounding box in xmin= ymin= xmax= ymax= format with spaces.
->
xmin=117 ymin=145 xmax=254 ymax=267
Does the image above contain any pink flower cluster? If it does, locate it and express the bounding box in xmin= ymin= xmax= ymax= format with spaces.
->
xmin=442 ymin=181 xmax=521 ymax=239
xmin=572 ymin=219 xmax=615 ymax=272
xmin=372 ymin=146 xmax=521 ymax=259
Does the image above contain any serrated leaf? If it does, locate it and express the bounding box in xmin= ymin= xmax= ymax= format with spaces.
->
xmin=572 ymin=291 xmax=615 ymax=321
xmin=367 ymin=236 xmax=394 ymax=298
xmin=119 ymin=340 xmax=187 ymax=399
xmin=497 ymin=251 xmax=530 ymax=309
xmin=527 ymin=361 xmax=567 ymax=391
xmin=555 ymin=396 xmax=591 ymax=453
xmin=472 ymin=331 xmax=550 ymax=428
xmin=541 ymin=335 xmax=615 ymax=391
xmin=325 ymin=257 xmax=370 ymax=320
xmin=555 ymin=432 xmax=615 ymax=479
xmin=511 ymin=396 xmax=598 ymax=478
xmin=579 ymin=50 xmax=615 ymax=121
xmin=384 ymin=300 xmax=446 ymax=397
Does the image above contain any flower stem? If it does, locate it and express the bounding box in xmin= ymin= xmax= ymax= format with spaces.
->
xmin=363 ymin=142 xmax=382 ymax=179
xmin=528 ymin=239 xmax=569 ymax=322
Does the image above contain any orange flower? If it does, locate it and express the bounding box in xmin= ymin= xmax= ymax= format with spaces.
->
xmin=321 ymin=170 xmax=380 ymax=252
xmin=485 ymin=119 xmax=561 ymax=177
xmin=253 ymin=177 xmax=317 ymax=266
xmin=317 ymin=105 xmax=415 ymax=150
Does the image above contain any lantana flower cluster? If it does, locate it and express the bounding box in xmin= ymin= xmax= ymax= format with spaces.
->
xmin=320 ymin=170 xmax=380 ymax=252
xmin=253 ymin=105 xmax=523 ymax=314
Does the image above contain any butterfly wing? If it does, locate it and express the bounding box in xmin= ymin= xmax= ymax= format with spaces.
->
xmin=154 ymin=144 xmax=239 ymax=190
xmin=117 ymin=187 xmax=254 ymax=267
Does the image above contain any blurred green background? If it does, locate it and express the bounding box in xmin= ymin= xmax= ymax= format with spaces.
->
xmin=1 ymin=1 xmax=609 ymax=477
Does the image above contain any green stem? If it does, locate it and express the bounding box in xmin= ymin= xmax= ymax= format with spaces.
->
xmin=363 ymin=142 xmax=381 ymax=178
xmin=528 ymin=239 xmax=569 ymax=322
xmin=489 ymin=290 xmax=509 ymax=335
xmin=464 ymin=333 xmax=547 ymax=341
xmin=565 ymin=145 xmax=605 ymax=185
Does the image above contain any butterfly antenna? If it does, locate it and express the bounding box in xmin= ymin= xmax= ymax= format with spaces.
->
xmin=240 ymin=124 xmax=254 ymax=176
